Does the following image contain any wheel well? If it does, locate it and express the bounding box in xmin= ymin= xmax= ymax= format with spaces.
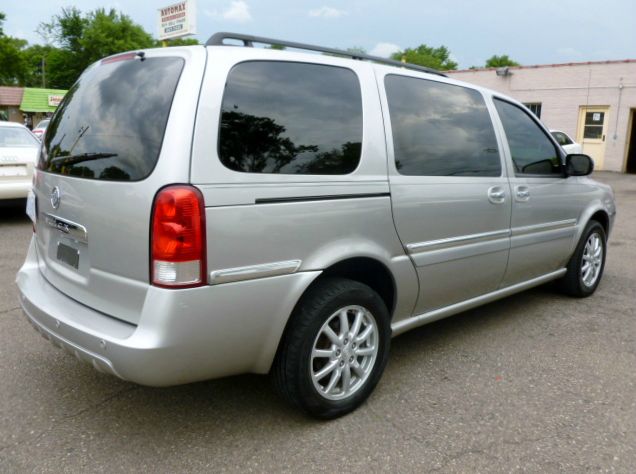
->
xmin=590 ymin=210 xmax=609 ymax=234
xmin=317 ymin=257 xmax=396 ymax=317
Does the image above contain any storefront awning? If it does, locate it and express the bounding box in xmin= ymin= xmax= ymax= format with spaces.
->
xmin=20 ymin=88 xmax=68 ymax=113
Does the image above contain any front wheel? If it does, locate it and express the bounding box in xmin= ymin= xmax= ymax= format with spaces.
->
xmin=272 ymin=278 xmax=391 ymax=419
xmin=558 ymin=220 xmax=607 ymax=297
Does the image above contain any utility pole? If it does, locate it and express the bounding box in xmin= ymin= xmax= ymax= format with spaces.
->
xmin=41 ymin=57 xmax=46 ymax=88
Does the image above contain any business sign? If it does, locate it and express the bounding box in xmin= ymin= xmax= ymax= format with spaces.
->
xmin=158 ymin=0 xmax=196 ymax=40
xmin=48 ymin=95 xmax=64 ymax=107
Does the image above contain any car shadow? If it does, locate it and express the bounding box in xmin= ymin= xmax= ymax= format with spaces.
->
xmin=22 ymin=282 xmax=569 ymax=438
xmin=0 ymin=199 xmax=29 ymax=223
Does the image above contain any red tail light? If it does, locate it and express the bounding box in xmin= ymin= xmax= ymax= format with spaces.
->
xmin=151 ymin=185 xmax=206 ymax=288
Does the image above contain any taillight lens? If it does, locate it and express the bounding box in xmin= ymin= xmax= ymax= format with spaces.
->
xmin=151 ymin=185 xmax=206 ymax=288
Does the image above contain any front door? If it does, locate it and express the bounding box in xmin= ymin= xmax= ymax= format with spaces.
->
xmin=494 ymin=98 xmax=582 ymax=286
xmin=577 ymin=106 xmax=610 ymax=169
xmin=380 ymin=73 xmax=511 ymax=314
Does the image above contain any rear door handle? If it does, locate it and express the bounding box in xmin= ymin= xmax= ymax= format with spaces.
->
xmin=487 ymin=186 xmax=506 ymax=204
xmin=515 ymin=186 xmax=530 ymax=202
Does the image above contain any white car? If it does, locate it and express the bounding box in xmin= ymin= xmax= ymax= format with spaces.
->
xmin=0 ymin=121 xmax=39 ymax=200
xmin=550 ymin=130 xmax=582 ymax=154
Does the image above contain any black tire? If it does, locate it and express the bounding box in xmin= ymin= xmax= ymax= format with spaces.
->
xmin=557 ymin=220 xmax=607 ymax=297
xmin=272 ymin=277 xmax=391 ymax=419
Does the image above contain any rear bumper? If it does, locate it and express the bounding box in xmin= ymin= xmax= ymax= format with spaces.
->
xmin=16 ymin=236 xmax=320 ymax=386
xmin=0 ymin=180 xmax=30 ymax=200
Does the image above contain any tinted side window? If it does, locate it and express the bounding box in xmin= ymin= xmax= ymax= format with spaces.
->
xmin=384 ymin=75 xmax=501 ymax=177
xmin=495 ymin=99 xmax=562 ymax=176
xmin=551 ymin=131 xmax=573 ymax=146
xmin=219 ymin=61 xmax=362 ymax=175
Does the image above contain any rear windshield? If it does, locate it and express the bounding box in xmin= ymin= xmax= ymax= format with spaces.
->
xmin=0 ymin=127 xmax=39 ymax=147
xmin=39 ymin=56 xmax=184 ymax=181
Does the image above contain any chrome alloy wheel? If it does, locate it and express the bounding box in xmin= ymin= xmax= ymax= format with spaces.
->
xmin=581 ymin=232 xmax=603 ymax=287
xmin=310 ymin=305 xmax=379 ymax=401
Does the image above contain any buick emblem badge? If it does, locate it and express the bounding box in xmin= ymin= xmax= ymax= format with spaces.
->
xmin=50 ymin=186 xmax=61 ymax=209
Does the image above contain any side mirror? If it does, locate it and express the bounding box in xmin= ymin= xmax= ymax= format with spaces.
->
xmin=565 ymin=154 xmax=594 ymax=176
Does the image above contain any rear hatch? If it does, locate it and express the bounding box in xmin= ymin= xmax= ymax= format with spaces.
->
xmin=32 ymin=47 xmax=206 ymax=325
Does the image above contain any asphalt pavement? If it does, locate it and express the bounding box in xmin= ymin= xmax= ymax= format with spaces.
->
xmin=1 ymin=172 xmax=635 ymax=472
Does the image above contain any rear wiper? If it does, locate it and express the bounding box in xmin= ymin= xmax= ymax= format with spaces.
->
xmin=50 ymin=152 xmax=118 ymax=169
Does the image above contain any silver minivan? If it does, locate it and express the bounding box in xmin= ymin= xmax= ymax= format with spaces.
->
xmin=16 ymin=33 xmax=616 ymax=418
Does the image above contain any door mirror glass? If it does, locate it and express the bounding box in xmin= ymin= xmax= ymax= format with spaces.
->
xmin=566 ymin=154 xmax=594 ymax=176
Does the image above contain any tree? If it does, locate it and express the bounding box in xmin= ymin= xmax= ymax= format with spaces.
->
xmin=391 ymin=44 xmax=457 ymax=70
xmin=346 ymin=47 xmax=367 ymax=55
xmin=0 ymin=12 xmax=29 ymax=86
xmin=39 ymin=7 xmax=154 ymax=88
xmin=485 ymin=54 xmax=520 ymax=68
xmin=154 ymin=37 xmax=199 ymax=47
xmin=21 ymin=44 xmax=57 ymax=87
xmin=81 ymin=9 xmax=153 ymax=60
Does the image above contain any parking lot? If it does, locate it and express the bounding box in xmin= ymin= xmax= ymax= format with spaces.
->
xmin=0 ymin=171 xmax=634 ymax=472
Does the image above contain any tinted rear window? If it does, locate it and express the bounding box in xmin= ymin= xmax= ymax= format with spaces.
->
xmin=0 ymin=127 xmax=39 ymax=147
xmin=219 ymin=61 xmax=363 ymax=175
xmin=39 ymin=56 xmax=184 ymax=181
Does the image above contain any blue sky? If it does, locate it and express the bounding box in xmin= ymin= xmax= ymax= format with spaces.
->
xmin=3 ymin=0 xmax=635 ymax=69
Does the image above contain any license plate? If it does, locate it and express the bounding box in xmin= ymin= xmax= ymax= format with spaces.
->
xmin=26 ymin=190 xmax=37 ymax=223
xmin=57 ymin=242 xmax=80 ymax=269
xmin=0 ymin=165 xmax=27 ymax=177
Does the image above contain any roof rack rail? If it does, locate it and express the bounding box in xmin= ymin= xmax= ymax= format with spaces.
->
xmin=206 ymin=32 xmax=447 ymax=77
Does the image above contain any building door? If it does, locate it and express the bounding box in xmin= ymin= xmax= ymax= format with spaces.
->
xmin=625 ymin=109 xmax=636 ymax=174
xmin=577 ymin=106 xmax=609 ymax=169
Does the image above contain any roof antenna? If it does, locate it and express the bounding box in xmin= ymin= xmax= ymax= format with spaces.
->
xmin=136 ymin=51 xmax=146 ymax=61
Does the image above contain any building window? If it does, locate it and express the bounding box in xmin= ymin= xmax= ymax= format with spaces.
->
xmin=523 ymin=102 xmax=542 ymax=118
xmin=583 ymin=111 xmax=605 ymax=139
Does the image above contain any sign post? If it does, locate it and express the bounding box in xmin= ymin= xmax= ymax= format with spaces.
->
xmin=158 ymin=0 xmax=197 ymax=43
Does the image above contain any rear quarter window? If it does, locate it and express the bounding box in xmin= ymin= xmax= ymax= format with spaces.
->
xmin=39 ymin=56 xmax=184 ymax=181
xmin=218 ymin=61 xmax=363 ymax=175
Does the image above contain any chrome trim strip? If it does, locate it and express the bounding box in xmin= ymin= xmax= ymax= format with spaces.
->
xmin=406 ymin=219 xmax=578 ymax=254
xmin=406 ymin=229 xmax=511 ymax=253
xmin=511 ymin=218 xmax=577 ymax=236
xmin=43 ymin=213 xmax=88 ymax=243
xmin=391 ymin=268 xmax=567 ymax=336
xmin=209 ymin=259 xmax=302 ymax=285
